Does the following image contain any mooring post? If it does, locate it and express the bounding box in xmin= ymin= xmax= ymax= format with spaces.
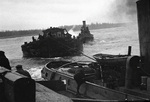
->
xmin=136 ymin=0 xmax=150 ymax=74
xmin=128 ymin=46 xmax=132 ymax=56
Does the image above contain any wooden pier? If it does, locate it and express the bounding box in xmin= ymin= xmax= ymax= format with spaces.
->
xmin=0 ymin=67 xmax=72 ymax=102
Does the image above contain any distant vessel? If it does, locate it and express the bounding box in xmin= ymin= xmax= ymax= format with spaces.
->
xmin=77 ymin=21 xmax=94 ymax=43
xmin=21 ymin=27 xmax=83 ymax=58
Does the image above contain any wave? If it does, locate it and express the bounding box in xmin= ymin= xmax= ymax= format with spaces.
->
xmin=28 ymin=66 xmax=44 ymax=80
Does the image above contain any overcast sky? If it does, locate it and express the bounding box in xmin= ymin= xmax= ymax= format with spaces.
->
xmin=0 ymin=0 xmax=137 ymax=31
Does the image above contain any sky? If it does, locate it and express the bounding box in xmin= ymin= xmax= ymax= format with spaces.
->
xmin=0 ymin=0 xmax=137 ymax=31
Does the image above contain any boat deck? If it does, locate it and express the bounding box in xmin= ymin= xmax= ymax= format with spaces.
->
xmin=120 ymin=87 xmax=150 ymax=100
xmin=58 ymin=90 xmax=87 ymax=98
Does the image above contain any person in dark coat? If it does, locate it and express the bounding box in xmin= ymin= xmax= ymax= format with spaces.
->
xmin=74 ymin=66 xmax=85 ymax=95
xmin=0 ymin=51 xmax=11 ymax=70
xmin=16 ymin=65 xmax=31 ymax=78
xmin=0 ymin=51 xmax=11 ymax=102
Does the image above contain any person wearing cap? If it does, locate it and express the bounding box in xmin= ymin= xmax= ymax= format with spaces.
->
xmin=0 ymin=51 xmax=11 ymax=70
xmin=16 ymin=65 xmax=31 ymax=78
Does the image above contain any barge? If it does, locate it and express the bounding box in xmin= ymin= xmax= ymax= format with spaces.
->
xmin=21 ymin=27 xmax=83 ymax=58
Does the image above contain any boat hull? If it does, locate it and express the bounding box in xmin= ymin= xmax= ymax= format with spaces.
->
xmin=78 ymin=34 xmax=94 ymax=43
xmin=41 ymin=61 xmax=148 ymax=101
xmin=21 ymin=37 xmax=83 ymax=58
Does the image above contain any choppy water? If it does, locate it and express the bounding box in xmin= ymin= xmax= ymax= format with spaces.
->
xmin=0 ymin=24 xmax=140 ymax=80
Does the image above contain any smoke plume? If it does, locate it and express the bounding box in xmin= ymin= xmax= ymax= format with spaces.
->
xmin=110 ymin=0 xmax=138 ymax=23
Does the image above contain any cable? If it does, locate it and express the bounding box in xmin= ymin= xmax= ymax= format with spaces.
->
xmin=50 ymin=37 xmax=96 ymax=61
xmin=140 ymin=67 xmax=150 ymax=76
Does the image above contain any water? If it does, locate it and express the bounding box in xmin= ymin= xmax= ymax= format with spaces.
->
xmin=0 ymin=24 xmax=140 ymax=80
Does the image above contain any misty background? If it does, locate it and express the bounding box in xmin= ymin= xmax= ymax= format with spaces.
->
xmin=0 ymin=0 xmax=137 ymax=31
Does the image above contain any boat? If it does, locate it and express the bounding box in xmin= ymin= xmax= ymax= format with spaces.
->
xmin=21 ymin=27 xmax=83 ymax=58
xmin=41 ymin=60 xmax=149 ymax=101
xmin=93 ymin=53 xmax=128 ymax=66
xmin=77 ymin=21 xmax=94 ymax=43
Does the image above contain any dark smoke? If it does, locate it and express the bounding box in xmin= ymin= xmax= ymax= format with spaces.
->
xmin=111 ymin=0 xmax=138 ymax=22
xmin=126 ymin=0 xmax=137 ymax=15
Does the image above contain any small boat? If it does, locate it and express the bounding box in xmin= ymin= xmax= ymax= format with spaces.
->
xmin=21 ymin=27 xmax=83 ymax=58
xmin=41 ymin=60 xmax=149 ymax=101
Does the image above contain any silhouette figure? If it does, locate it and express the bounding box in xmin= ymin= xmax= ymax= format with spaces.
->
xmin=16 ymin=65 xmax=31 ymax=78
xmin=0 ymin=51 xmax=11 ymax=70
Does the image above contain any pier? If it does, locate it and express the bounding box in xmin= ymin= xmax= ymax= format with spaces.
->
xmin=0 ymin=67 xmax=72 ymax=102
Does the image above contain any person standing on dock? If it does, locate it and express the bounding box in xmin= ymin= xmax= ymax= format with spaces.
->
xmin=0 ymin=51 xmax=11 ymax=70
xmin=16 ymin=65 xmax=31 ymax=78
xmin=0 ymin=51 xmax=11 ymax=102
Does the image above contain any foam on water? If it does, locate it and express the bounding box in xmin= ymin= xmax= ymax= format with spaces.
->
xmin=28 ymin=66 xmax=44 ymax=80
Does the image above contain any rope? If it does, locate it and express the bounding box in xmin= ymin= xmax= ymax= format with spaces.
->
xmin=141 ymin=67 xmax=150 ymax=76
xmin=50 ymin=37 xmax=96 ymax=61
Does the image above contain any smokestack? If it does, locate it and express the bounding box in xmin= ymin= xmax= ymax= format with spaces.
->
xmin=136 ymin=0 xmax=150 ymax=73
xmin=83 ymin=21 xmax=86 ymax=27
